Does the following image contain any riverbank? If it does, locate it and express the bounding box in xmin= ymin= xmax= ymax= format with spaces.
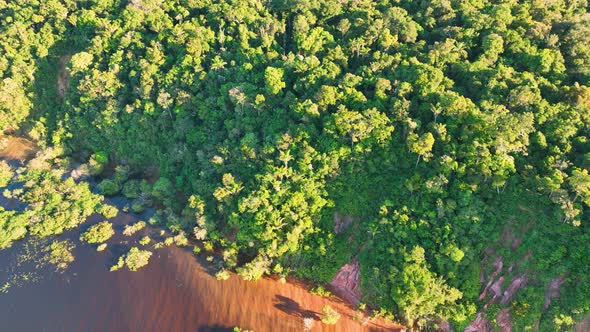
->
xmin=0 ymin=135 xmax=402 ymax=331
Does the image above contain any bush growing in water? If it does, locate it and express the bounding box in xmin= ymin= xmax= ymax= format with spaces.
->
xmin=0 ymin=169 xmax=104 ymax=249
xmin=236 ymin=255 xmax=271 ymax=281
xmin=122 ymin=179 xmax=150 ymax=199
xmin=111 ymin=247 xmax=152 ymax=271
xmin=43 ymin=240 xmax=75 ymax=272
xmin=0 ymin=207 xmax=28 ymax=249
xmin=97 ymin=204 xmax=118 ymax=219
xmin=110 ymin=257 xmax=125 ymax=271
xmin=125 ymin=247 xmax=152 ymax=271
xmin=123 ymin=221 xmax=146 ymax=236
xmin=80 ymin=221 xmax=114 ymax=244
xmin=98 ymin=179 xmax=120 ymax=196
xmin=139 ymin=236 xmax=151 ymax=245
xmin=87 ymin=152 xmax=108 ymax=176
xmin=173 ymin=232 xmax=188 ymax=246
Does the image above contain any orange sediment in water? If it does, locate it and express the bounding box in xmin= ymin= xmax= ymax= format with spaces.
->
xmin=0 ymin=136 xmax=36 ymax=161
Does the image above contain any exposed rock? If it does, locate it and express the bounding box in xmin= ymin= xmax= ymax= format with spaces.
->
xmin=500 ymin=274 xmax=527 ymax=305
xmin=438 ymin=320 xmax=454 ymax=332
xmin=330 ymin=258 xmax=361 ymax=305
xmin=479 ymin=257 xmax=503 ymax=300
xmin=497 ymin=309 xmax=512 ymax=332
xmin=575 ymin=315 xmax=590 ymax=332
xmin=334 ymin=211 xmax=354 ymax=234
xmin=544 ymin=275 xmax=566 ymax=310
xmin=464 ymin=313 xmax=492 ymax=332
xmin=490 ymin=276 xmax=505 ymax=298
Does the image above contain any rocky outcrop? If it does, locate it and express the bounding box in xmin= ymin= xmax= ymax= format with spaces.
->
xmin=464 ymin=313 xmax=492 ymax=332
xmin=330 ymin=258 xmax=361 ymax=305
xmin=334 ymin=211 xmax=354 ymax=234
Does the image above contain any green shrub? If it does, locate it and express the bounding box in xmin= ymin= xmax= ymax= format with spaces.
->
xmin=97 ymin=204 xmax=119 ymax=218
xmin=139 ymin=236 xmax=151 ymax=245
xmin=88 ymin=152 xmax=108 ymax=175
xmin=98 ymin=179 xmax=120 ymax=196
xmin=321 ymin=305 xmax=340 ymax=325
xmin=123 ymin=221 xmax=146 ymax=236
xmin=0 ymin=161 xmax=13 ymax=187
xmin=43 ymin=240 xmax=75 ymax=272
xmin=0 ymin=207 xmax=28 ymax=249
xmin=122 ymin=179 xmax=142 ymax=199
xmin=124 ymin=247 xmax=152 ymax=271
xmin=215 ymin=269 xmax=231 ymax=281
xmin=131 ymin=199 xmax=148 ymax=213
xmin=152 ymin=177 xmax=173 ymax=201
xmin=80 ymin=221 xmax=114 ymax=244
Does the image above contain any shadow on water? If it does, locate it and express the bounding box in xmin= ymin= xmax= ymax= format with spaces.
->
xmin=197 ymin=326 xmax=236 ymax=332
xmin=274 ymin=294 xmax=320 ymax=320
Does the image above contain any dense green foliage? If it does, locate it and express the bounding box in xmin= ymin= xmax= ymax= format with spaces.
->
xmin=123 ymin=221 xmax=146 ymax=236
xmin=0 ymin=207 xmax=28 ymax=249
xmin=111 ymin=247 xmax=153 ymax=272
xmin=1 ymin=0 xmax=590 ymax=329
xmin=0 ymin=162 xmax=105 ymax=249
xmin=80 ymin=221 xmax=115 ymax=244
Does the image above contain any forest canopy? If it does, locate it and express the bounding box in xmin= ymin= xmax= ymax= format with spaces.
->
xmin=1 ymin=0 xmax=590 ymax=329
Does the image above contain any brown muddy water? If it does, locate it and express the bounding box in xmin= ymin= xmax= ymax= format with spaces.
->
xmin=0 ymin=136 xmax=399 ymax=332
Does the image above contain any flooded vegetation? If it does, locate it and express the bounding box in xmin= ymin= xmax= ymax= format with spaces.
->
xmin=0 ymin=136 xmax=399 ymax=331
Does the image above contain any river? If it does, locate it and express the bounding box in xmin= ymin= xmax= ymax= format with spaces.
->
xmin=0 ymin=136 xmax=399 ymax=332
